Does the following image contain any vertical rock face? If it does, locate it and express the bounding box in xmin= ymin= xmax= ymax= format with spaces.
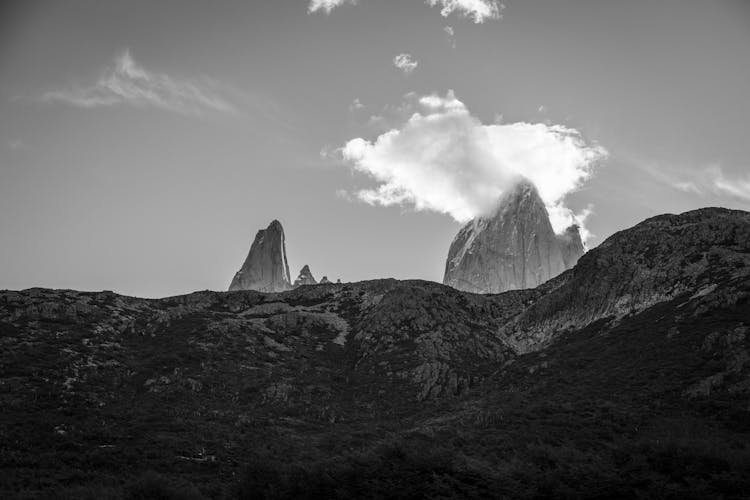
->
xmin=443 ymin=179 xmax=573 ymax=294
xmin=228 ymin=220 xmax=291 ymax=292
xmin=293 ymin=265 xmax=317 ymax=287
xmin=556 ymin=224 xmax=585 ymax=269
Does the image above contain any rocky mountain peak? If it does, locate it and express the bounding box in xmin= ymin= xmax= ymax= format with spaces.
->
xmin=228 ymin=219 xmax=291 ymax=292
xmin=443 ymin=178 xmax=568 ymax=294
xmin=556 ymin=224 xmax=585 ymax=268
xmin=293 ymin=264 xmax=317 ymax=287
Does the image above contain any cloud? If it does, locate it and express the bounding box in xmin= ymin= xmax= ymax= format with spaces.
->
xmin=349 ymin=98 xmax=364 ymax=112
xmin=338 ymin=90 xmax=607 ymax=238
xmin=42 ymin=50 xmax=235 ymax=115
xmin=308 ymin=0 xmax=357 ymax=14
xmin=426 ymin=0 xmax=504 ymax=23
xmin=393 ymin=53 xmax=419 ymax=74
xmin=444 ymin=26 xmax=456 ymax=47
xmin=675 ymin=164 xmax=750 ymax=202
xmin=639 ymin=161 xmax=750 ymax=203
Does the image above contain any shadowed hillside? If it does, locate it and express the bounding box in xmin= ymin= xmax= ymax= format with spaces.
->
xmin=1 ymin=208 xmax=749 ymax=499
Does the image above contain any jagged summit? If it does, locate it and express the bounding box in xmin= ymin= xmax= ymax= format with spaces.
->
xmin=293 ymin=264 xmax=317 ymax=287
xmin=443 ymin=178 xmax=570 ymax=294
xmin=228 ymin=219 xmax=291 ymax=292
xmin=557 ymin=224 xmax=585 ymax=269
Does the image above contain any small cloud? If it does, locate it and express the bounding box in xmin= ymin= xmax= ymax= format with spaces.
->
xmin=538 ymin=105 xmax=547 ymax=114
xmin=41 ymin=50 xmax=235 ymax=116
xmin=444 ymin=25 xmax=456 ymax=48
xmin=308 ymin=0 xmax=357 ymax=14
xmin=673 ymin=181 xmax=701 ymax=194
xmin=426 ymin=0 xmax=505 ymax=23
xmin=349 ymin=98 xmax=364 ymax=112
xmin=393 ymin=53 xmax=418 ymax=75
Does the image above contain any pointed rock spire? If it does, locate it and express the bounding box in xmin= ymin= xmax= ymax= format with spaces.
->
xmin=293 ymin=265 xmax=317 ymax=287
xmin=556 ymin=224 xmax=585 ymax=269
xmin=229 ymin=220 xmax=291 ymax=292
xmin=443 ymin=178 xmax=575 ymax=294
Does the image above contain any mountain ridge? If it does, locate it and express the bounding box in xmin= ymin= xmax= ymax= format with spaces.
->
xmin=1 ymin=207 xmax=749 ymax=498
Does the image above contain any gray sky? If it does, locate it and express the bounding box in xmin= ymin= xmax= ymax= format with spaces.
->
xmin=1 ymin=0 xmax=750 ymax=298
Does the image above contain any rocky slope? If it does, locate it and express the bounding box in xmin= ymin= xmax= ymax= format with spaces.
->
xmin=500 ymin=207 xmax=750 ymax=352
xmin=443 ymin=179 xmax=582 ymax=294
xmin=228 ymin=220 xmax=291 ymax=293
xmin=1 ymin=208 xmax=749 ymax=498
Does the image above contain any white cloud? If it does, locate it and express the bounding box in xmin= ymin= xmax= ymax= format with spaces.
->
xmin=338 ymin=90 xmax=607 ymax=238
xmin=444 ymin=25 xmax=456 ymax=47
xmin=42 ymin=50 xmax=235 ymax=115
xmin=349 ymin=98 xmax=364 ymax=112
xmin=393 ymin=53 xmax=419 ymax=74
xmin=426 ymin=0 xmax=504 ymax=23
xmin=640 ymin=161 xmax=750 ymax=203
xmin=308 ymin=0 xmax=357 ymax=14
xmin=699 ymin=164 xmax=750 ymax=202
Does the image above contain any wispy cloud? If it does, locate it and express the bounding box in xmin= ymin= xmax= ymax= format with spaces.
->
xmin=638 ymin=161 xmax=750 ymax=203
xmin=444 ymin=26 xmax=456 ymax=48
xmin=706 ymin=166 xmax=750 ymax=202
xmin=337 ymin=90 xmax=607 ymax=239
xmin=308 ymin=0 xmax=357 ymax=14
xmin=426 ymin=0 xmax=504 ymax=23
xmin=42 ymin=50 xmax=235 ymax=116
xmin=393 ymin=53 xmax=418 ymax=75
xmin=349 ymin=98 xmax=364 ymax=112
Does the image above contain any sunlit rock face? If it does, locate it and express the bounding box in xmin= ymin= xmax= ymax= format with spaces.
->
xmin=293 ymin=264 xmax=317 ymax=287
xmin=557 ymin=224 xmax=585 ymax=269
xmin=228 ymin=220 xmax=292 ymax=292
xmin=443 ymin=179 xmax=571 ymax=294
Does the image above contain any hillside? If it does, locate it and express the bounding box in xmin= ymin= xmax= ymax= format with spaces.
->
xmin=1 ymin=208 xmax=749 ymax=499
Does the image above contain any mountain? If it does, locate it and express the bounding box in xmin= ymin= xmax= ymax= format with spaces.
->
xmin=443 ymin=179 xmax=570 ymax=293
xmin=228 ymin=220 xmax=291 ymax=293
xmin=556 ymin=223 xmax=585 ymax=268
xmin=1 ymin=208 xmax=749 ymax=498
xmin=292 ymin=264 xmax=317 ymax=287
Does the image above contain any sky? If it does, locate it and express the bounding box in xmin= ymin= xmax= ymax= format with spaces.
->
xmin=1 ymin=0 xmax=750 ymax=298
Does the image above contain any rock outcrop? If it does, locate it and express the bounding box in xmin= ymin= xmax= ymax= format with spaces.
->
xmin=443 ymin=179 xmax=569 ymax=294
xmin=319 ymin=276 xmax=331 ymax=284
xmin=228 ymin=220 xmax=291 ymax=292
xmin=556 ymin=224 xmax=585 ymax=269
xmin=293 ymin=264 xmax=317 ymax=287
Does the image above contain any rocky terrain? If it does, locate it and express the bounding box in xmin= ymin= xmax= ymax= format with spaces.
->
xmin=444 ymin=179 xmax=585 ymax=294
xmin=228 ymin=220 xmax=291 ymax=293
xmin=1 ymin=207 xmax=750 ymax=499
